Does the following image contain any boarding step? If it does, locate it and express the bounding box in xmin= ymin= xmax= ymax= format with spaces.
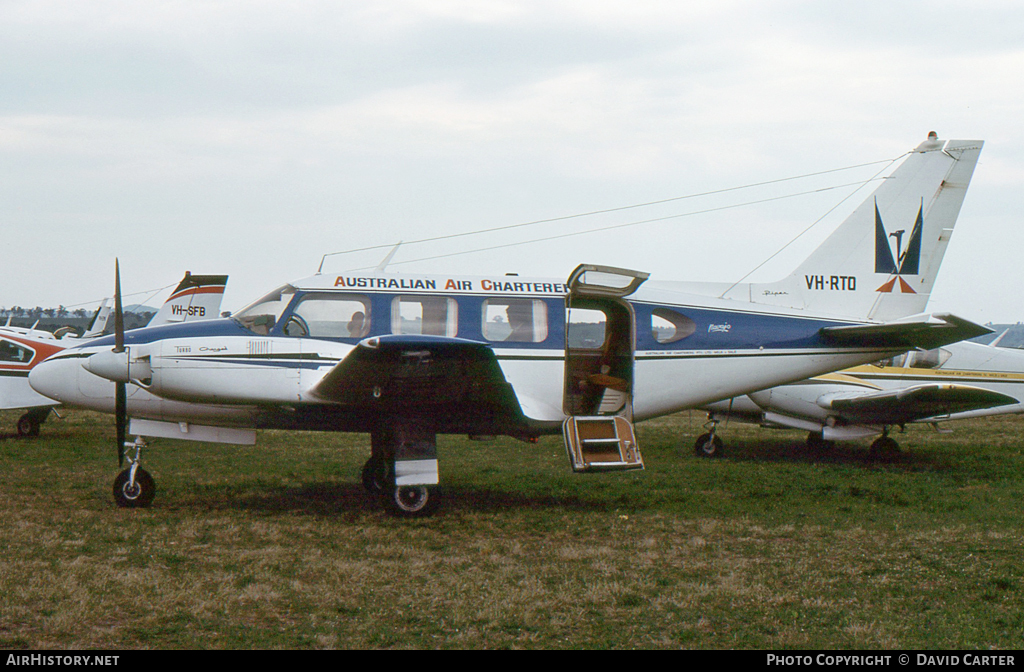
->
xmin=563 ymin=416 xmax=644 ymax=473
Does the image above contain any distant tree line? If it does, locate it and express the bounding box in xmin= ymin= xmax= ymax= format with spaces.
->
xmin=0 ymin=305 xmax=156 ymax=335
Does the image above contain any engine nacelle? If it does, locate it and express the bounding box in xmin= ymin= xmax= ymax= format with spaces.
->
xmin=84 ymin=348 xmax=152 ymax=384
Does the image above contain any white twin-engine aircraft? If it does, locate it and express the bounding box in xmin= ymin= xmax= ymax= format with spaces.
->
xmin=28 ymin=133 xmax=987 ymax=515
xmin=700 ymin=339 xmax=1024 ymax=460
xmin=0 ymin=272 xmax=228 ymax=437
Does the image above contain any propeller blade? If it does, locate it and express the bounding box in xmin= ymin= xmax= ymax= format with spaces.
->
xmin=113 ymin=259 xmax=127 ymax=466
xmin=116 ymin=381 xmax=126 ymax=467
xmin=114 ymin=259 xmax=125 ymax=354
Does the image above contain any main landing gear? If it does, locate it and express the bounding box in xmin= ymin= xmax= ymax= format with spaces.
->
xmin=16 ymin=408 xmax=52 ymax=438
xmin=361 ymin=456 xmax=436 ymax=516
xmin=868 ymin=430 xmax=902 ymax=462
xmin=113 ymin=437 xmax=156 ymax=508
xmin=362 ymin=427 xmax=439 ymax=517
xmin=805 ymin=432 xmax=836 ymax=452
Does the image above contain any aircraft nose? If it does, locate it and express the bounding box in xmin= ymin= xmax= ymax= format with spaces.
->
xmin=28 ymin=356 xmax=76 ymax=402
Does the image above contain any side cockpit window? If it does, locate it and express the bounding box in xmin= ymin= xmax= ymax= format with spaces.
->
xmin=886 ymin=348 xmax=952 ymax=369
xmin=0 ymin=339 xmax=34 ymax=364
xmin=651 ymin=308 xmax=696 ymax=344
xmin=906 ymin=348 xmax=952 ymax=369
xmin=287 ymin=294 xmax=372 ymax=339
xmin=234 ymin=285 xmax=297 ymax=335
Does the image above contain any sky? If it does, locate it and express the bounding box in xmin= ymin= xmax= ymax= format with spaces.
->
xmin=2 ymin=0 xmax=1024 ymax=323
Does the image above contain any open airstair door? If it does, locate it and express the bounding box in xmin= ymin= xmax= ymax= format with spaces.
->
xmin=563 ymin=265 xmax=648 ymax=473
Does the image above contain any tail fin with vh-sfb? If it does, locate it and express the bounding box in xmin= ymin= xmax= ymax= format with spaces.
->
xmin=147 ymin=272 xmax=229 ymax=327
xmin=690 ymin=133 xmax=983 ymax=322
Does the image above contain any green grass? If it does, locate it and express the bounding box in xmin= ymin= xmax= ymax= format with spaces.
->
xmin=1 ymin=409 xmax=1022 ymax=649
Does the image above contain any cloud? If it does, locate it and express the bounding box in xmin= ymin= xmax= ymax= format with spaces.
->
xmin=1 ymin=1 xmax=1023 ymax=320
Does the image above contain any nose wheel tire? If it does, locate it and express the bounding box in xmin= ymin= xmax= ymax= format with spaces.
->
xmin=113 ymin=468 xmax=156 ymax=508
xmin=694 ymin=432 xmax=723 ymax=457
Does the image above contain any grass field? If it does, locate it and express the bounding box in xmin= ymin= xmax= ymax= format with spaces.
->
xmin=1 ymin=408 xmax=1022 ymax=649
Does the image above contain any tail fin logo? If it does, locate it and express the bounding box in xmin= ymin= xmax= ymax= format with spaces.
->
xmin=874 ymin=200 xmax=923 ymax=294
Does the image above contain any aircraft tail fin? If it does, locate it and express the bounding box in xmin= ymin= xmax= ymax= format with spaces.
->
xmin=737 ymin=133 xmax=983 ymax=321
xmin=147 ymin=273 xmax=229 ymax=327
xmin=82 ymin=299 xmax=111 ymax=338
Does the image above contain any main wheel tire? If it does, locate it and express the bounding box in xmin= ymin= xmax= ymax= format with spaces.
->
xmin=16 ymin=414 xmax=40 ymax=438
xmin=694 ymin=432 xmax=723 ymax=457
xmin=869 ymin=436 xmax=901 ymax=462
xmin=113 ymin=468 xmax=156 ymax=508
xmin=381 ymin=485 xmax=436 ymax=517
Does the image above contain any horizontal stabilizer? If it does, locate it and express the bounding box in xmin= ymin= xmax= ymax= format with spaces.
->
xmin=820 ymin=313 xmax=991 ymax=351
xmin=819 ymin=383 xmax=1018 ymax=426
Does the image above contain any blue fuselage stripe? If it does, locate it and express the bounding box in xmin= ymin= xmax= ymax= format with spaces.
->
xmin=65 ymin=290 xmax=861 ymax=355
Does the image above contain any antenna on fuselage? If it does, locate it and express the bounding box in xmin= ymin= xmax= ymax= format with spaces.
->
xmin=374 ymin=242 xmax=403 ymax=273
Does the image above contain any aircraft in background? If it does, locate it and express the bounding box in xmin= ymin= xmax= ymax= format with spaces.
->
xmin=28 ymin=133 xmax=989 ymax=515
xmin=2 ymin=299 xmax=114 ymax=344
xmin=1 ymin=272 xmax=228 ymax=436
xmin=700 ymin=340 xmax=1024 ymax=459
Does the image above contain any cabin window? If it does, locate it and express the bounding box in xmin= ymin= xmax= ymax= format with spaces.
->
xmin=482 ymin=299 xmax=548 ymax=343
xmin=0 ymin=339 xmax=33 ymax=363
xmin=567 ymin=307 xmax=607 ymax=349
xmin=651 ymin=308 xmax=697 ymax=344
xmin=287 ymin=294 xmax=371 ymax=338
xmin=391 ymin=296 xmax=458 ymax=337
xmin=234 ymin=285 xmax=297 ymax=335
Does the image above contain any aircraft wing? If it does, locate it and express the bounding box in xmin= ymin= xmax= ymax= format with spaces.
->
xmin=308 ymin=335 xmax=527 ymax=432
xmin=818 ymin=383 xmax=1019 ymax=426
xmin=820 ymin=313 xmax=991 ymax=351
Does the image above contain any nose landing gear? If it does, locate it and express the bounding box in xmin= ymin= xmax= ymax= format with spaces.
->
xmin=113 ymin=437 xmax=155 ymax=508
xmin=693 ymin=419 xmax=724 ymax=457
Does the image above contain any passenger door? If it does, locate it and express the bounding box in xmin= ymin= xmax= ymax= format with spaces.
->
xmin=562 ymin=265 xmax=648 ymax=472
